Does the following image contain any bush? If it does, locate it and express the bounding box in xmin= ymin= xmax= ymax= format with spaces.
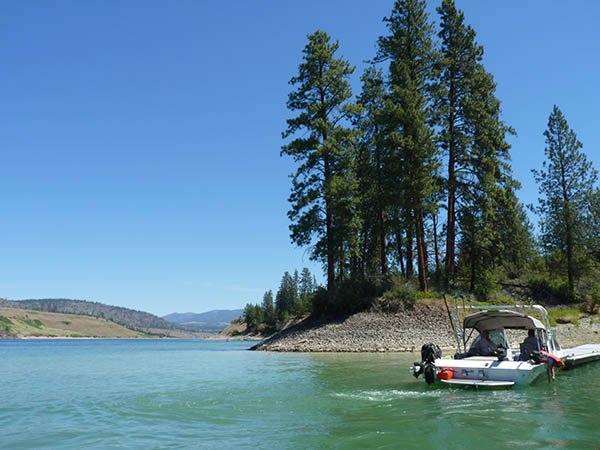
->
xmin=311 ymin=276 xmax=388 ymax=318
xmin=528 ymin=277 xmax=581 ymax=304
xmin=330 ymin=276 xmax=384 ymax=316
xmin=20 ymin=318 xmax=43 ymax=329
xmin=473 ymin=269 xmax=497 ymax=300
xmin=0 ymin=315 xmax=13 ymax=326
xmin=586 ymin=283 xmax=600 ymax=313
xmin=382 ymin=275 xmax=417 ymax=309
xmin=310 ymin=287 xmax=329 ymax=316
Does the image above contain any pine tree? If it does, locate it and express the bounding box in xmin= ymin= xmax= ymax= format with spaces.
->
xmin=354 ymin=67 xmax=392 ymax=276
xmin=261 ymin=290 xmax=275 ymax=328
xmin=299 ymin=268 xmax=314 ymax=298
xmin=433 ymin=0 xmax=483 ymax=279
xmin=532 ymin=105 xmax=599 ymax=291
xmin=282 ymin=30 xmax=360 ymax=297
xmin=434 ymin=0 xmax=519 ymax=292
xmin=375 ymin=0 xmax=439 ymax=291
xmin=243 ymin=303 xmax=258 ymax=329
xmin=588 ymin=190 xmax=600 ymax=263
xmin=275 ymin=271 xmax=299 ymax=318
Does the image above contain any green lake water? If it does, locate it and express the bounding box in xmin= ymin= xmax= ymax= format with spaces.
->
xmin=1 ymin=339 xmax=599 ymax=449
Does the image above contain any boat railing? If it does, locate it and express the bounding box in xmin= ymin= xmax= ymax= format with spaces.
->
xmin=447 ymin=301 xmax=558 ymax=355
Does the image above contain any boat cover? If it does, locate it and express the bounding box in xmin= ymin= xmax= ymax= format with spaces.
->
xmin=463 ymin=310 xmax=545 ymax=332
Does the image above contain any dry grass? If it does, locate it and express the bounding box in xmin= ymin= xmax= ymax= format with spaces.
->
xmin=0 ymin=308 xmax=148 ymax=338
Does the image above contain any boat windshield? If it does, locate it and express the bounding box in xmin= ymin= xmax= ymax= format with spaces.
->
xmin=468 ymin=328 xmax=509 ymax=356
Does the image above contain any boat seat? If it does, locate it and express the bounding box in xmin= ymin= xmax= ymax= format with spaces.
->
xmin=520 ymin=342 xmax=536 ymax=361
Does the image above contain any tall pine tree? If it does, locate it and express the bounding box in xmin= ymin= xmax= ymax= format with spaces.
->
xmin=375 ymin=0 xmax=439 ymax=291
xmin=532 ymin=105 xmax=599 ymax=291
xmin=282 ymin=31 xmax=359 ymax=297
xmin=354 ymin=67 xmax=392 ymax=276
xmin=434 ymin=0 xmax=518 ymax=292
xmin=433 ymin=0 xmax=483 ymax=279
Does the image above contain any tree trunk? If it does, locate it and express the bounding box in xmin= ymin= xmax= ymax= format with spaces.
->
xmin=338 ymin=241 xmax=345 ymax=283
xmin=446 ymin=161 xmax=456 ymax=277
xmin=414 ymin=206 xmax=428 ymax=291
xmin=405 ymin=220 xmax=414 ymax=279
xmin=395 ymin=221 xmax=406 ymax=276
xmin=445 ymin=72 xmax=457 ymax=279
xmin=470 ymin=226 xmax=477 ymax=292
xmin=559 ymin=158 xmax=575 ymax=292
xmin=324 ymin=156 xmax=335 ymax=297
xmin=433 ymin=212 xmax=440 ymax=271
xmin=379 ymin=208 xmax=388 ymax=275
xmin=565 ymin=203 xmax=575 ymax=292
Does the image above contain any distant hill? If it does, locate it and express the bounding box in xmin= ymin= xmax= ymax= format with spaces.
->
xmin=0 ymin=298 xmax=179 ymax=332
xmin=163 ymin=309 xmax=243 ymax=332
xmin=0 ymin=307 xmax=150 ymax=339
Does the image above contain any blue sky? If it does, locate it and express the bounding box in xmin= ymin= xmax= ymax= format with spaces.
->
xmin=1 ymin=1 xmax=598 ymax=316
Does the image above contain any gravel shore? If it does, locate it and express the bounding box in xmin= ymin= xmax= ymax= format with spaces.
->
xmin=252 ymin=302 xmax=600 ymax=352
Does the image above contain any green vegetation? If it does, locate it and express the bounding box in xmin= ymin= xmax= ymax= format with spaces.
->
xmin=0 ymin=306 xmax=168 ymax=338
xmin=20 ymin=318 xmax=43 ymax=329
xmin=243 ymin=268 xmax=319 ymax=334
xmin=548 ymin=307 xmax=582 ymax=327
xmin=0 ymin=298 xmax=179 ymax=332
xmin=0 ymin=315 xmax=13 ymax=326
xmin=531 ymin=105 xmax=599 ymax=293
xmin=276 ymin=0 xmax=599 ymax=318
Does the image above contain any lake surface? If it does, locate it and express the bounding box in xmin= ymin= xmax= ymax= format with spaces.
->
xmin=1 ymin=339 xmax=599 ymax=449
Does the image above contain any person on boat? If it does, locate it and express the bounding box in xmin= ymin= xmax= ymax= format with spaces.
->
xmin=470 ymin=329 xmax=498 ymax=356
xmin=519 ymin=329 xmax=539 ymax=360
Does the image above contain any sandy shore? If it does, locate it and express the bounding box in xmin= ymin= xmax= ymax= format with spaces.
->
xmin=252 ymin=302 xmax=600 ymax=352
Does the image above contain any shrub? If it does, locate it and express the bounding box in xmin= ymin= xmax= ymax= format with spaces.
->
xmin=21 ymin=318 xmax=43 ymax=329
xmin=472 ymin=269 xmax=497 ymax=300
xmin=383 ymin=276 xmax=417 ymax=309
xmin=311 ymin=287 xmax=329 ymax=317
xmin=311 ymin=276 xmax=387 ymax=317
xmin=0 ymin=315 xmax=13 ymax=326
xmin=528 ymin=277 xmax=581 ymax=304
xmin=586 ymin=283 xmax=600 ymax=313
xmin=330 ymin=276 xmax=383 ymax=316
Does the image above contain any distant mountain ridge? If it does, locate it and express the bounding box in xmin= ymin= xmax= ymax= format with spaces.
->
xmin=0 ymin=298 xmax=178 ymax=332
xmin=163 ymin=309 xmax=243 ymax=332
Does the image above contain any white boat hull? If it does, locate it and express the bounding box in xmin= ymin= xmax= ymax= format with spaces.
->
xmin=560 ymin=344 xmax=600 ymax=369
xmin=434 ymin=356 xmax=547 ymax=386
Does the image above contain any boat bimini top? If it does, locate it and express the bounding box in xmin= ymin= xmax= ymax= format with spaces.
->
xmin=463 ymin=310 xmax=546 ymax=332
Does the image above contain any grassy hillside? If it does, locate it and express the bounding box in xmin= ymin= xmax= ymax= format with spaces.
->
xmin=0 ymin=308 xmax=151 ymax=338
xmin=0 ymin=298 xmax=178 ymax=332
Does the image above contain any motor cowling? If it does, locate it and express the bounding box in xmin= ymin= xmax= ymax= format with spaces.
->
xmin=413 ymin=343 xmax=442 ymax=384
xmin=421 ymin=343 xmax=442 ymax=363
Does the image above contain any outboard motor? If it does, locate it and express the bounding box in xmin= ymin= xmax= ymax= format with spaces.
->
xmin=412 ymin=343 xmax=442 ymax=384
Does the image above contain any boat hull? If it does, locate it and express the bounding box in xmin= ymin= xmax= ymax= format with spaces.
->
xmin=560 ymin=344 xmax=600 ymax=369
xmin=433 ymin=356 xmax=546 ymax=386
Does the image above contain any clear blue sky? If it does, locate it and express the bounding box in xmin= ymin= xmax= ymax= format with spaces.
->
xmin=1 ymin=1 xmax=598 ymax=316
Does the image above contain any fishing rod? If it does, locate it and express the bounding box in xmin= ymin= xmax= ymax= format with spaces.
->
xmin=443 ymin=293 xmax=462 ymax=353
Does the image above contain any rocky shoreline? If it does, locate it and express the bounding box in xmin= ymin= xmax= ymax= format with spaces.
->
xmin=251 ymin=302 xmax=600 ymax=353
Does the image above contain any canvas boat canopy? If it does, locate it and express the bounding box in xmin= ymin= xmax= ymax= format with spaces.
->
xmin=463 ymin=310 xmax=545 ymax=332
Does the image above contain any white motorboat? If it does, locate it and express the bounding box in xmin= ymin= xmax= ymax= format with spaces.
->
xmin=412 ymin=303 xmax=600 ymax=388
